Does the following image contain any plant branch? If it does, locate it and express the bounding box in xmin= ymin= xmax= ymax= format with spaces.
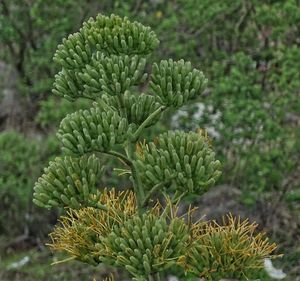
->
xmin=172 ymin=190 xmax=188 ymax=204
xmin=97 ymin=150 xmax=133 ymax=167
xmin=131 ymin=161 xmax=145 ymax=209
xmin=124 ymin=142 xmax=145 ymax=209
xmin=132 ymin=105 xmax=166 ymax=141
xmin=142 ymin=177 xmax=175 ymax=207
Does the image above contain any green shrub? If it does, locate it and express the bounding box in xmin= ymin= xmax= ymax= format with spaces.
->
xmin=0 ymin=131 xmax=40 ymax=235
xmin=33 ymin=14 xmax=278 ymax=281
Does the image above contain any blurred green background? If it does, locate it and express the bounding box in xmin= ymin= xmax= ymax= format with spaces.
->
xmin=0 ymin=0 xmax=299 ymax=280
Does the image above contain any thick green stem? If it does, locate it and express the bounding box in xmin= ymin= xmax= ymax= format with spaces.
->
xmin=132 ymin=162 xmax=145 ymax=209
xmin=125 ymin=142 xmax=145 ymax=209
xmin=129 ymin=104 xmax=166 ymax=208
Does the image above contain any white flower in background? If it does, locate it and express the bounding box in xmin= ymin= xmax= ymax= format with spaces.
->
xmin=7 ymin=256 xmax=30 ymax=269
xmin=264 ymin=258 xmax=287 ymax=279
xmin=171 ymin=102 xmax=220 ymax=138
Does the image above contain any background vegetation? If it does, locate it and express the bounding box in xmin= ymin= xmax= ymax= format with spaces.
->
xmin=0 ymin=0 xmax=299 ymax=280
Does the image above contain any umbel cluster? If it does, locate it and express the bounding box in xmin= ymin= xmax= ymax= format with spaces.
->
xmin=33 ymin=14 xmax=277 ymax=281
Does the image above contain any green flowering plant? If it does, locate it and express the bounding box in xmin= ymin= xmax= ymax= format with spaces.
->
xmin=33 ymin=14 xmax=278 ymax=281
